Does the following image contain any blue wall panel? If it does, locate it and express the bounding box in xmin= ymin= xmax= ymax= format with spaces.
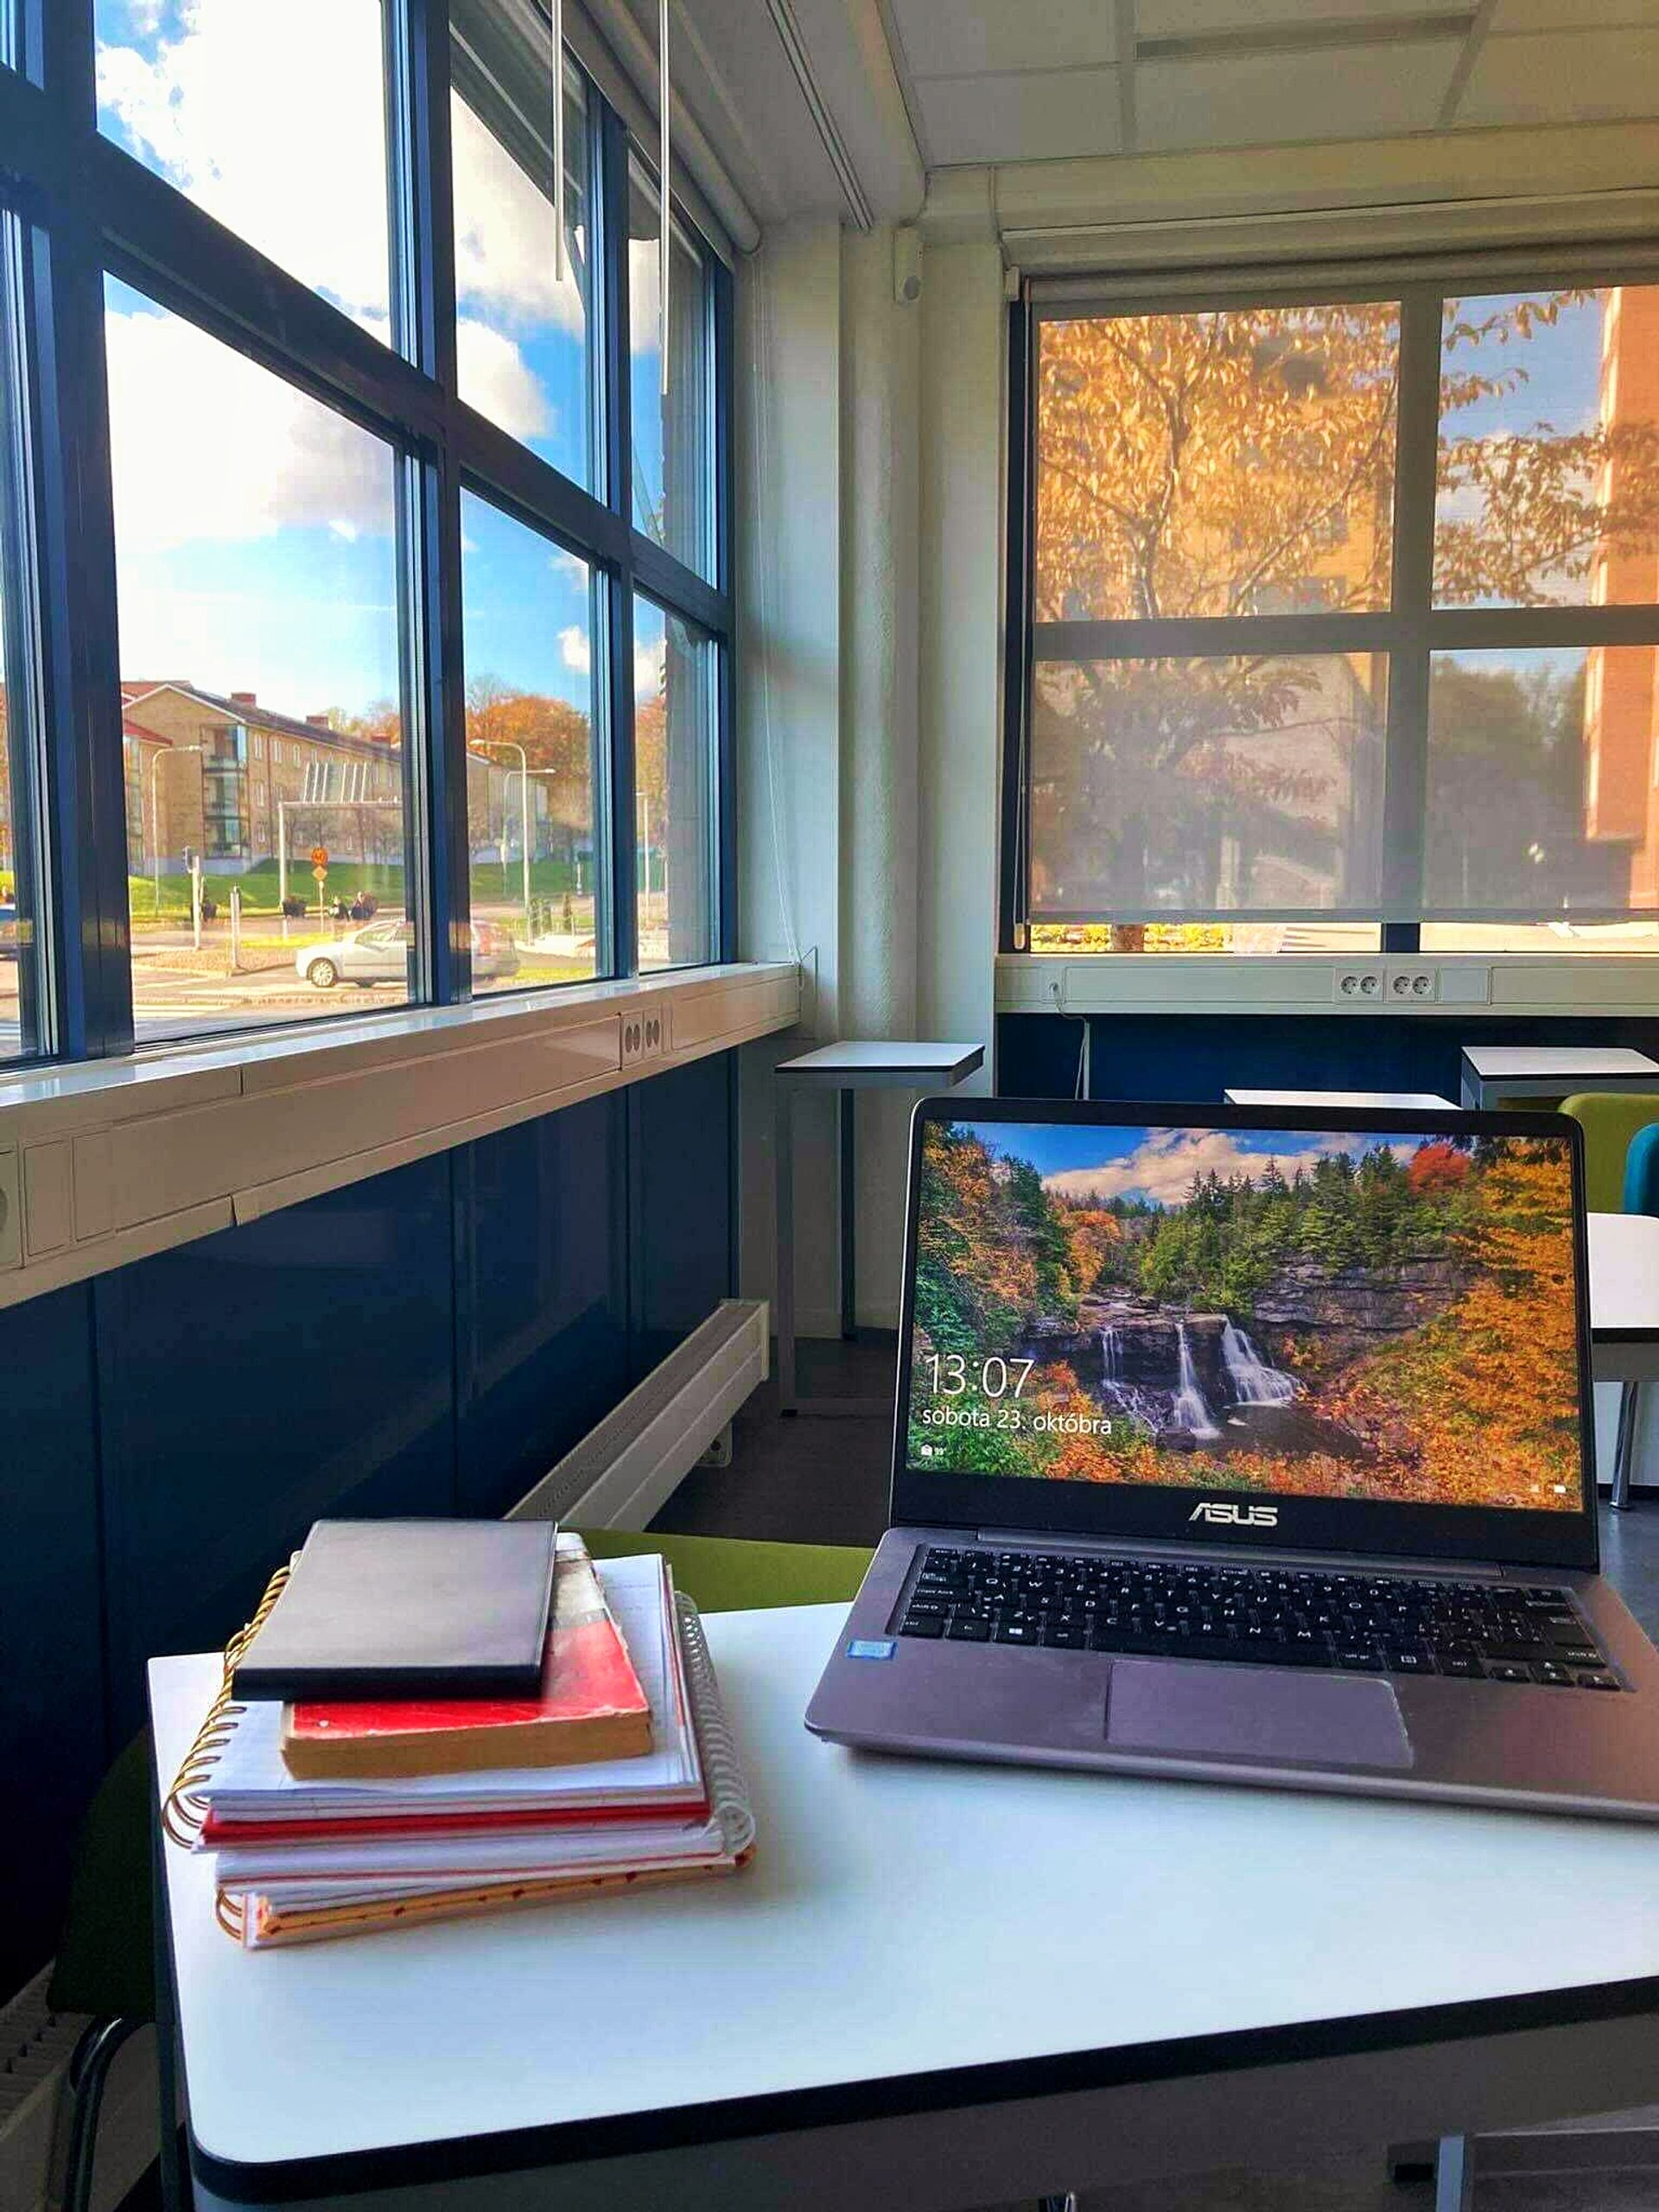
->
xmin=94 ymin=1155 xmax=459 ymax=1738
xmin=999 ymin=1013 xmax=1659 ymax=1105
xmin=629 ymin=1052 xmax=736 ymax=1379
xmin=2 ymin=1052 xmax=736 ymax=1993
xmin=454 ymin=1093 xmax=630 ymax=1517
xmin=0 ymin=1285 xmax=104 ymax=1997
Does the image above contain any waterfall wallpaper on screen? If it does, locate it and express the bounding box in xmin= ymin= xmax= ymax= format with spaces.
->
xmin=906 ymin=1121 xmax=1582 ymax=1513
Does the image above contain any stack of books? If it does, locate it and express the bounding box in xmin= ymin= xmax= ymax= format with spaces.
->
xmin=164 ymin=1526 xmax=753 ymax=1948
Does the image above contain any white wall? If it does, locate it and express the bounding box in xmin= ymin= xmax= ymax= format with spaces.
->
xmin=734 ymin=219 xmax=846 ymax=1338
xmin=734 ymin=219 xmax=1004 ymax=1339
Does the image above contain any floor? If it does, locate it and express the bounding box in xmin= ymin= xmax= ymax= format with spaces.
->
xmin=654 ymin=1335 xmax=1659 ymax=2212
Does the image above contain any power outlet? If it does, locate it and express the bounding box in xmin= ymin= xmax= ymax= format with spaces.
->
xmin=1333 ymin=968 xmax=1384 ymax=1004
xmin=1386 ymin=967 xmax=1439 ymax=1004
xmin=0 ymin=1147 xmax=18 ymax=1271
xmin=620 ymin=1007 xmax=666 ymax=1067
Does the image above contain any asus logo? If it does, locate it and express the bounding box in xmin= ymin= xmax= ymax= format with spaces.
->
xmin=1189 ymin=1502 xmax=1279 ymax=1528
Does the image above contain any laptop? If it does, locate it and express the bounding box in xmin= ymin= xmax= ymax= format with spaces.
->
xmin=806 ymin=1099 xmax=1659 ymax=1820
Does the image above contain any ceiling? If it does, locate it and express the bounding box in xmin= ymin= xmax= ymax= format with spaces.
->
xmin=874 ymin=0 xmax=1659 ymax=168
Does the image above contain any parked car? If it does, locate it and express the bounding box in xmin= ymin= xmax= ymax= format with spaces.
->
xmin=296 ymin=918 xmax=519 ymax=989
xmin=0 ymin=900 xmax=16 ymax=961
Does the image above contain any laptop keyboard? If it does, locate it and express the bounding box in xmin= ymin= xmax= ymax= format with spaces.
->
xmin=898 ymin=1547 xmax=1624 ymax=1690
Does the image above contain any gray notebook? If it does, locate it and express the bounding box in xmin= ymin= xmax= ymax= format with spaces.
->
xmin=231 ymin=1520 xmax=559 ymax=1702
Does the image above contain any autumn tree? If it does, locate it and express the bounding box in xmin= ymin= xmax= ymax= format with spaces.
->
xmin=1033 ymin=293 xmax=1659 ymax=916
xmin=463 ymin=675 xmax=594 ymax=849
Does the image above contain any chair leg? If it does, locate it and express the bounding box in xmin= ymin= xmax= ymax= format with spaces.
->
xmin=1435 ymin=2133 xmax=1473 ymax=2212
xmin=1613 ymin=1381 xmax=1640 ymax=1511
xmin=54 ymin=2016 xmax=143 ymax=2212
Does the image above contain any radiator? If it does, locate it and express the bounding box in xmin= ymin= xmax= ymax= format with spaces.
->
xmin=509 ymin=1299 xmax=769 ymax=1529
xmin=0 ymin=1970 xmax=156 ymax=2212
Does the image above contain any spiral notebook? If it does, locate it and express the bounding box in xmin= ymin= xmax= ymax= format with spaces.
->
xmin=166 ymin=1564 xmax=755 ymax=1948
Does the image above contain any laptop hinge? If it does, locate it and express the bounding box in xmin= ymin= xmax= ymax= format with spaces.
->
xmin=973 ymin=1528 xmax=1512 ymax=1580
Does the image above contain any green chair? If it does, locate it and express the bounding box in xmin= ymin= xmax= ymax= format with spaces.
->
xmin=47 ymin=1733 xmax=156 ymax=2212
xmin=576 ymin=1527 xmax=872 ymax=1611
xmin=45 ymin=1531 xmax=872 ymax=2212
xmin=1561 ymin=1090 xmax=1659 ymax=1510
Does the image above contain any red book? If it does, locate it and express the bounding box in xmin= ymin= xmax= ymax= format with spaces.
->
xmin=279 ymin=1540 xmax=652 ymax=1780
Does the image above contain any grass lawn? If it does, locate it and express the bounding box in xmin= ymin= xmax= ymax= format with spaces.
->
xmin=129 ymin=855 xmax=593 ymax=920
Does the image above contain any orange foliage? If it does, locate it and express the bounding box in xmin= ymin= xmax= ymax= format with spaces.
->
xmin=1406 ymin=1141 xmax=1471 ymax=1195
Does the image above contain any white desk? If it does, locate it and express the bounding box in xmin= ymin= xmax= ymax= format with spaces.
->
xmin=1224 ymin=1089 xmax=1457 ymax=1111
xmin=1591 ymin=1211 xmax=1659 ymax=1376
xmin=774 ymin=1040 xmax=983 ymax=1414
xmin=1460 ymin=1046 xmax=1659 ymax=1110
xmin=154 ymin=1607 xmax=1659 ymax=2212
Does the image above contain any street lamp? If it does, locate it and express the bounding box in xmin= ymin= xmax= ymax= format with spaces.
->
xmin=149 ymin=744 xmax=202 ymax=917
xmin=481 ymin=741 xmax=531 ymax=926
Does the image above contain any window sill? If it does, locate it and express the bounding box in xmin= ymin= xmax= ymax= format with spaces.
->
xmin=996 ymin=952 xmax=1659 ymax=1020
xmin=0 ymin=963 xmax=801 ymax=1306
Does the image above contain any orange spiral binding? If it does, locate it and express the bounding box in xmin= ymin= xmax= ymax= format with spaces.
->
xmin=162 ymin=1562 xmax=291 ymax=1849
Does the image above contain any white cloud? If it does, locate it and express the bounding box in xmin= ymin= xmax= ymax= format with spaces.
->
xmin=451 ymin=92 xmax=587 ymax=336
xmin=97 ymin=0 xmax=392 ymax=321
xmin=455 ymin=317 xmax=551 ymax=443
xmin=558 ymin=626 xmax=591 ymax=676
xmin=1044 ymin=1130 xmax=1411 ymax=1209
xmin=97 ymin=7 xmax=594 ymax=357
xmin=629 ymin=238 xmax=662 ymax=362
xmin=550 ymin=548 xmax=588 ymax=584
xmin=634 ymin=633 xmax=665 ymax=702
xmin=105 ymin=302 xmax=393 ymax=550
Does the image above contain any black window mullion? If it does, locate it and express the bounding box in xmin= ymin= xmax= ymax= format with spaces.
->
xmin=599 ymin=101 xmax=635 ymax=980
xmin=30 ymin=214 xmax=131 ymax=1055
xmin=712 ymin=253 xmax=735 ymax=962
xmin=403 ymin=0 xmax=468 ymax=1003
xmin=1380 ymin=284 xmax=1440 ymax=932
xmin=1001 ymin=291 xmax=1033 ymax=953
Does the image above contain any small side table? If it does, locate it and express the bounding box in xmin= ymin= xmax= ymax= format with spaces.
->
xmin=775 ymin=1039 xmax=984 ymax=1415
xmin=1459 ymin=1046 xmax=1659 ymax=1109
xmin=1224 ymin=1088 xmax=1457 ymax=1110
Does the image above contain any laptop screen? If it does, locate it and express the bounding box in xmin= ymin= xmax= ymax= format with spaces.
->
xmin=900 ymin=1110 xmax=1588 ymax=1536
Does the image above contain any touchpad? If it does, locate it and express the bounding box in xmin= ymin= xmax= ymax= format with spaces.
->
xmin=1106 ymin=1660 xmax=1413 ymax=1771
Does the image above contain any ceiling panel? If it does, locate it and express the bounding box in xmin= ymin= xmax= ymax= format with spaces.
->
xmin=1488 ymin=0 xmax=1653 ymax=29
xmin=1137 ymin=38 xmax=1461 ymax=150
xmin=886 ymin=0 xmax=1118 ymax=79
xmin=916 ymin=67 xmax=1123 ymax=167
xmin=1137 ymin=0 xmax=1470 ymax=33
xmin=1458 ymin=27 xmax=1659 ymax=124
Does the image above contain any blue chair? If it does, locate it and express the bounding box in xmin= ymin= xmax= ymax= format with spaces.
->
xmin=1613 ymin=1123 xmax=1659 ymax=1512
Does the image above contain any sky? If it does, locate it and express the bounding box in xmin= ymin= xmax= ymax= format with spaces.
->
xmin=92 ymin=0 xmax=672 ymax=721
xmin=970 ymin=1122 xmax=1429 ymax=1210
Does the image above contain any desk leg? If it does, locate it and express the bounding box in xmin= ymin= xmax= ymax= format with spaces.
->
xmin=776 ymin=1082 xmax=797 ymax=1416
xmin=839 ymin=1088 xmax=856 ymax=1340
xmin=1435 ymin=2134 xmax=1473 ymax=2212
xmin=1614 ymin=1381 xmax=1640 ymax=1510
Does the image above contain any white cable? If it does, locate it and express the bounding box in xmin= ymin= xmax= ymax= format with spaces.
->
xmin=551 ymin=0 xmax=565 ymax=284
xmin=659 ymin=0 xmax=671 ymax=398
xmin=750 ymin=254 xmax=802 ymax=967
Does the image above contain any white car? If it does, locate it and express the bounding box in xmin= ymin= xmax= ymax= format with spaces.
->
xmin=297 ymin=919 xmax=520 ymax=988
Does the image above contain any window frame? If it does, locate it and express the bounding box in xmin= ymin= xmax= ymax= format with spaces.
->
xmin=1004 ymin=251 xmax=1659 ymax=957
xmin=0 ymin=0 xmax=732 ymax=1063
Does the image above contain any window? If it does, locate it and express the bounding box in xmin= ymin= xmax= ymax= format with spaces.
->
xmin=629 ymin=156 xmax=715 ymax=582
xmin=1015 ymin=280 xmax=1659 ymax=957
xmin=451 ymin=18 xmax=595 ymax=490
xmin=105 ymin=279 xmax=410 ymax=1039
xmin=0 ymin=9 xmax=728 ymax=1065
xmin=633 ymin=596 xmax=715 ymax=970
xmin=461 ymin=492 xmax=602 ymax=992
xmin=0 ymin=211 xmax=43 ymax=1056
xmin=95 ymin=0 xmax=396 ymax=341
